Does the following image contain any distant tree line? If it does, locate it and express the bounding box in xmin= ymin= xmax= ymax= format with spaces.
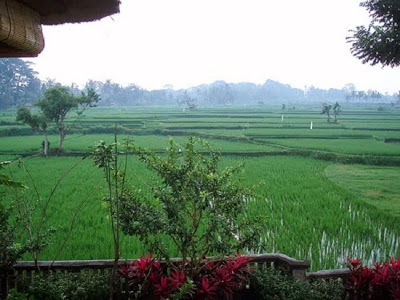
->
xmin=0 ymin=58 xmax=398 ymax=110
xmin=79 ymin=79 xmax=399 ymax=107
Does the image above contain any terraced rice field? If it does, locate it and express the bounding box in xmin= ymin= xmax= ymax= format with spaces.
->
xmin=1 ymin=104 xmax=399 ymax=270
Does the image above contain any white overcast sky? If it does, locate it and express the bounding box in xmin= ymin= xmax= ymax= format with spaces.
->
xmin=27 ymin=0 xmax=400 ymax=93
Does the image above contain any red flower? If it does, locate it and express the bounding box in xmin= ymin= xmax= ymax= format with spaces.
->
xmin=149 ymin=271 xmax=161 ymax=284
xmin=154 ymin=276 xmax=170 ymax=299
xmin=214 ymin=267 xmax=234 ymax=298
xmin=118 ymin=263 xmax=132 ymax=279
xmin=390 ymin=257 xmax=400 ymax=269
xmin=195 ymin=277 xmax=217 ymax=300
xmin=134 ymin=253 xmax=154 ymax=275
xmin=347 ymin=258 xmax=362 ymax=269
xmin=170 ymin=270 xmax=186 ymax=289
xmin=372 ymin=262 xmax=390 ymax=286
xmin=347 ymin=265 xmax=374 ymax=294
xmin=225 ymin=254 xmax=252 ymax=281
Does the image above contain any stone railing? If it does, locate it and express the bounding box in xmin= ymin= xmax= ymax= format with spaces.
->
xmin=0 ymin=253 xmax=350 ymax=298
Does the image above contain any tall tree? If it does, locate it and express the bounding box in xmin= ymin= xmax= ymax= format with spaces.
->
xmin=0 ymin=58 xmax=41 ymax=109
xmin=333 ymin=102 xmax=341 ymax=123
xmin=36 ymin=86 xmax=100 ymax=151
xmin=343 ymin=83 xmax=356 ymax=103
xmin=16 ymin=108 xmax=49 ymax=155
xmin=367 ymin=90 xmax=383 ymax=103
xmin=322 ymin=103 xmax=332 ymax=122
xmin=348 ymin=0 xmax=400 ymax=67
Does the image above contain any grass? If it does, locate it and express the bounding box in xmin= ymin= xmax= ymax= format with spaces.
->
xmin=325 ymin=164 xmax=400 ymax=218
xmin=0 ymin=134 xmax=278 ymax=153
xmin=263 ymin=138 xmax=400 ymax=156
xmin=2 ymin=154 xmax=399 ymax=270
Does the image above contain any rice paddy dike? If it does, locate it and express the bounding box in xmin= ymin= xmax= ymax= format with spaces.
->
xmin=0 ymin=104 xmax=399 ymax=270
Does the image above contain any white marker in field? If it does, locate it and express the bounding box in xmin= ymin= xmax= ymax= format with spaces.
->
xmin=281 ymin=115 xmax=284 ymax=121
xmin=310 ymin=121 xmax=313 ymax=130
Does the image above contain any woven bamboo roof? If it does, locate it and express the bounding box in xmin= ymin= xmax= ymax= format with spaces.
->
xmin=0 ymin=0 xmax=120 ymax=57
xmin=21 ymin=0 xmax=120 ymax=25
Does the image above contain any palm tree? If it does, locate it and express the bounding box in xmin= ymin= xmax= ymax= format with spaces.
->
xmin=322 ymin=103 xmax=332 ymax=123
xmin=333 ymin=102 xmax=341 ymax=123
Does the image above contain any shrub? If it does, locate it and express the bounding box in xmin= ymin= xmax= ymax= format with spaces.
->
xmin=118 ymin=137 xmax=264 ymax=268
xmin=249 ymin=267 xmax=345 ymax=300
xmin=346 ymin=257 xmax=400 ymax=300
xmin=118 ymin=253 xmax=252 ymax=299
xmin=27 ymin=272 xmax=109 ymax=300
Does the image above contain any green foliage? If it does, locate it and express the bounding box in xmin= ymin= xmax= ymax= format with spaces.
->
xmin=27 ymin=272 xmax=108 ymax=300
xmin=0 ymin=161 xmax=26 ymax=188
xmin=36 ymin=86 xmax=100 ymax=151
xmin=118 ymin=137 xmax=263 ymax=266
xmin=348 ymin=0 xmax=400 ymax=67
xmin=321 ymin=103 xmax=332 ymax=122
xmin=16 ymin=107 xmax=50 ymax=155
xmin=333 ymin=102 xmax=341 ymax=123
xmin=91 ymin=137 xmax=130 ymax=261
xmin=0 ymin=58 xmax=41 ymax=109
xmin=6 ymin=289 xmax=26 ymax=300
xmin=90 ymin=134 xmax=132 ymax=297
xmin=36 ymin=86 xmax=79 ymax=123
xmin=0 ymin=203 xmax=30 ymax=268
xmin=249 ymin=268 xmax=346 ymax=300
xmin=16 ymin=107 xmax=47 ymax=132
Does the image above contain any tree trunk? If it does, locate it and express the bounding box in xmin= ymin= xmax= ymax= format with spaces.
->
xmin=43 ymin=131 xmax=49 ymax=156
xmin=59 ymin=129 xmax=65 ymax=152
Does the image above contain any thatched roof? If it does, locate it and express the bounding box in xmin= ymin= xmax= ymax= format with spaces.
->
xmin=0 ymin=0 xmax=120 ymax=57
xmin=21 ymin=0 xmax=120 ymax=25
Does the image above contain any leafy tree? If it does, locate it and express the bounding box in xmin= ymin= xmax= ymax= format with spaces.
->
xmin=322 ymin=103 xmax=332 ymax=122
xmin=367 ymin=90 xmax=382 ymax=103
xmin=282 ymin=104 xmax=286 ymax=110
xmin=348 ymin=0 xmax=400 ymax=67
xmin=115 ymin=137 xmax=264 ymax=275
xmin=356 ymin=90 xmax=367 ymax=102
xmin=343 ymin=83 xmax=356 ymax=103
xmin=16 ymin=107 xmax=49 ymax=156
xmin=36 ymin=86 xmax=100 ymax=151
xmin=0 ymin=58 xmax=41 ymax=109
xmin=208 ymin=81 xmax=233 ymax=105
xmin=333 ymin=102 xmax=341 ymax=123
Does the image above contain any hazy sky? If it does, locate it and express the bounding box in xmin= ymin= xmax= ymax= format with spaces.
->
xmin=27 ymin=0 xmax=400 ymax=93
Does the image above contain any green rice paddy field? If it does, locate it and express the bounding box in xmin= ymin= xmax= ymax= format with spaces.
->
xmin=1 ymin=105 xmax=399 ymax=270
